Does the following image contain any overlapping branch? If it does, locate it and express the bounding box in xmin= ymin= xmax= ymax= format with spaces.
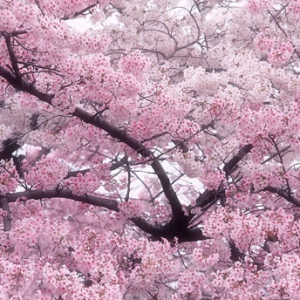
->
xmin=2 ymin=188 xmax=207 ymax=242
xmin=76 ymin=108 xmax=185 ymax=219
xmin=0 ymin=52 xmax=190 ymax=240
xmin=5 ymin=189 xmax=119 ymax=211
xmin=2 ymin=37 xmax=299 ymax=244
xmin=0 ymin=65 xmax=53 ymax=104
xmin=196 ymin=144 xmax=253 ymax=208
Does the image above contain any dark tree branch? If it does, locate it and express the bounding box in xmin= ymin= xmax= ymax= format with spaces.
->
xmin=2 ymin=32 xmax=21 ymax=80
xmin=196 ymin=144 xmax=253 ymax=208
xmin=0 ymin=138 xmax=21 ymax=161
xmin=262 ymin=186 xmax=300 ymax=206
xmin=0 ymin=67 xmax=183 ymax=221
xmin=0 ymin=63 xmax=207 ymax=241
xmin=61 ymin=3 xmax=99 ymax=20
xmin=131 ymin=217 xmax=165 ymax=237
xmin=229 ymin=239 xmax=245 ymax=262
xmin=0 ymin=139 xmax=24 ymax=177
xmin=223 ymin=144 xmax=253 ymax=177
xmin=65 ymin=155 xmax=129 ymax=179
xmin=132 ymin=216 xmax=208 ymax=242
xmin=10 ymin=30 xmax=28 ymax=36
xmin=4 ymin=188 xmax=207 ymax=242
xmin=110 ymin=155 xmax=129 ymax=170
xmin=6 ymin=189 xmax=120 ymax=211
xmin=0 ymin=197 xmax=12 ymax=231
xmin=0 ymin=66 xmax=53 ymax=104
xmin=65 ymin=169 xmax=90 ymax=179
xmin=73 ymin=108 xmax=184 ymax=220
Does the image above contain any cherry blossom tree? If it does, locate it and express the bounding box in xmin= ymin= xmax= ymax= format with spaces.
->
xmin=1 ymin=0 xmax=300 ymax=299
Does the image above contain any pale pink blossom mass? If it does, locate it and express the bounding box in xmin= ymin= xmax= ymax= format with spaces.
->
xmin=0 ymin=0 xmax=300 ymax=299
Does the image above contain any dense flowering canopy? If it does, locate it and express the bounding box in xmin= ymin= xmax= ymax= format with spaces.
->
xmin=1 ymin=0 xmax=300 ymax=299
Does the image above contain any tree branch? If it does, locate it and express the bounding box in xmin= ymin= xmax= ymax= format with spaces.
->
xmin=73 ymin=108 xmax=184 ymax=219
xmin=0 ymin=197 xmax=12 ymax=231
xmin=223 ymin=144 xmax=253 ymax=177
xmin=0 ymin=68 xmax=183 ymax=221
xmin=0 ymin=66 xmax=53 ymax=104
xmin=196 ymin=144 xmax=253 ymax=207
xmin=261 ymin=186 xmax=300 ymax=206
xmin=4 ymin=188 xmax=205 ymax=242
xmin=2 ymin=32 xmax=21 ymax=80
xmin=0 ymin=64 xmax=197 ymax=239
xmin=6 ymin=189 xmax=119 ymax=211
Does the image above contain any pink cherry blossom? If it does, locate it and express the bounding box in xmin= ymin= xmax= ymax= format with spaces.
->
xmin=1 ymin=0 xmax=300 ymax=299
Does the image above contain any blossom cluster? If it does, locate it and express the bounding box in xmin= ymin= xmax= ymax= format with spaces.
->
xmin=118 ymin=200 xmax=145 ymax=219
xmin=1 ymin=0 xmax=300 ymax=299
xmin=118 ymin=51 xmax=150 ymax=81
xmin=254 ymin=32 xmax=294 ymax=67
xmin=25 ymin=155 xmax=68 ymax=190
xmin=246 ymin=0 xmax=273 ymax=14
xmin=0 ymin=160 xmax=19 ymax=195
xmin=63 ymin=172 xmax=100 ymax=195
